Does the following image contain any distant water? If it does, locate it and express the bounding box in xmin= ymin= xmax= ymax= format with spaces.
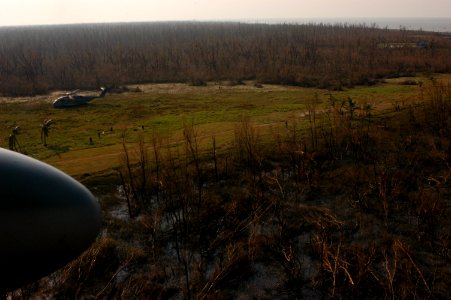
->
xmin=239 ymin=18 xmax=451 ymax=33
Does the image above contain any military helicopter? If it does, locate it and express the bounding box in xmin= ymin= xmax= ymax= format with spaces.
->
xmin=52 ymin=87 xmax=108 ymax=108
xmin=0 ymin=148 xmax=101 ymax=292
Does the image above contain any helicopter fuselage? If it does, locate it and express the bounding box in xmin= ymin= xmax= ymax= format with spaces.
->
xmin=52 ymin=87 xmax=108 ymax=108
xmin=52 ymin=95 xmax=97 ymax=108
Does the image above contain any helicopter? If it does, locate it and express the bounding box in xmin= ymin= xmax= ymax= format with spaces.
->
xmin=0 ymin=148 xmax=101 ymax=292
xmin=52 ymin=87 xmax=108 ymax=108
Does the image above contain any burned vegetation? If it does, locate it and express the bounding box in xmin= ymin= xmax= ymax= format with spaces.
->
xmin=2 ymin=22 xmax=450 ymax=299
xmin=0 ymin=22 xmax=451 ymax=95
xmin=10 ymin=80 xmax=450 ymax=299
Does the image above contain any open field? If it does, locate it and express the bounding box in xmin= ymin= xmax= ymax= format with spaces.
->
xmin=1 ymin=75 xmax=443 ymax=177
xmin=3 ymin=73 xmax=450 ymax=299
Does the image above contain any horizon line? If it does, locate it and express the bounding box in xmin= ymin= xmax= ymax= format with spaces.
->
xmin=0 ymin=16 xmax=450 ymax=29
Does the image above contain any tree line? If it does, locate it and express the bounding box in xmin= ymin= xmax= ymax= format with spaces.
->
xmin=1 ymin=21 xmax=451 ymax=96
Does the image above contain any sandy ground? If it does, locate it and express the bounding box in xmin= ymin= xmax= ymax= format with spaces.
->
xmin=0 ymin=93 xmax=55 ymax=104
xmin=0 ymin=81 xmax=303 ymax=104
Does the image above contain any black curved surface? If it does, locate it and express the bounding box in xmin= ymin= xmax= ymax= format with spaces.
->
xmin=0 ymin=148 xmax=102 ymax=291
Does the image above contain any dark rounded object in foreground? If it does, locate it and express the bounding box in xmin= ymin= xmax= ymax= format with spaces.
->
xmin=0 ymin=148 xmax=102 ymax=292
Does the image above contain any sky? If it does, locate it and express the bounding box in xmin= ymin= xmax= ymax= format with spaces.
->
xmin=0 ymin=0 xmax=450 ymax=27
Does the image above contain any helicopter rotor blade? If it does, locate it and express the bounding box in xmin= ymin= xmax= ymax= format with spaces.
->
xmin=65 ymin=89 xmax=80 ymax=95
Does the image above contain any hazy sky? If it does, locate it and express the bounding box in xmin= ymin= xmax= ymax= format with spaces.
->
xmin=0 ymin=0 xmax=450 ymax=26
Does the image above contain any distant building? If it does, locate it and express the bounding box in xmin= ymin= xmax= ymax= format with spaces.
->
xmin=377 ymin=41 xmax=430 ymax=49
xmin=416 ymin=41 xmax=430 ymax=49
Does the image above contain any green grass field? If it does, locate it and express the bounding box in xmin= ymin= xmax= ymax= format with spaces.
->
xmin=0 ymin=75 xmax=447 ymax=176
xmin=2 ymin=75 xmax=449 ymax=299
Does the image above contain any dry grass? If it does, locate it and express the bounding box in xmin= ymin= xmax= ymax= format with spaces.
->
xmin=40 ymin=77 xmax=433 ymax=176
xmin=5 ymin=77 xmax=451 ymax=299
